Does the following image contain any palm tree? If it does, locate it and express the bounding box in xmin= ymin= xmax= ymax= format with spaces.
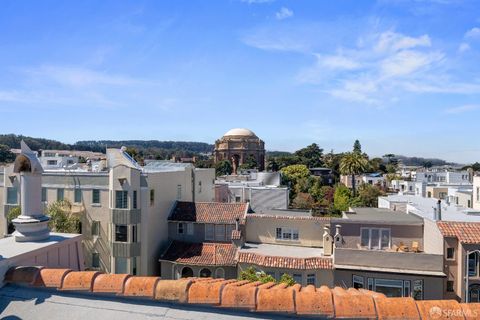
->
xmin=340 ymin=152 xmax=368 ymax=196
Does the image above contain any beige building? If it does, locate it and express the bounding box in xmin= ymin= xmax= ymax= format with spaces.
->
xmin=214 ymin=128 xmax=265 ymax=173
xmin=0 ymin=148 xmax=215 ymax=276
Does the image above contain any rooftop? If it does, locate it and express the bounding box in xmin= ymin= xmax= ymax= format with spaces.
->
xmin=143 ymin=160 xmax=193 ymax=172
xmin=380 ymin=194 xmax=480 ymax=222
xmin=248 ymin=209 xmax=316 ymax=218
xmin=338 ymin=207 xmax=424 ymax=225
xmin=223 ymin=128 xmax=257 ymax=137
xmin=160 ymin=241 xmax=237 ymax=266
xmin=4 ymin=266 xmax=477 ymax=319
xmin=168 ymin=201 xmax=249 ymax=224
xmin=437 ymin=221 xmax=480 ymax=244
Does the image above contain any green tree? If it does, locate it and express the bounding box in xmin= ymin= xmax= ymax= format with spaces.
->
xmin=6 ymin=206 xmax=21 ymax=234
xmin=333 ymin=185 xmax=351 ymax=211
xmin=239 ymin=267 xmax=276 ymax=284
xmin=0 ymin=144 xmax=15 ymax=163
xmin=292 ymin=192 xmax=315 ymax=209
xmin=368 ymin=157 xmax=386 ymax=173
xmin=356 ymin=184 xmax=385 ymax=207
xmin=353 ymin=140 xmax=362 ymax=154
xmin=239 ymin=155 xmax=258 ymax=170
xmin=215 ymin=160 xmax=232 ymax=176
xmin=266 ymin=157 xmax=279 ymax=172
xmin=280 ymin=164 xmax=311 ymax=201
xmin=294 ymin=143 xmax=324 ymax=168
xmin=339 ymin=152 xmax=368 ymax=196
xmin=279 ymin=273 xmax=296 ymax=286
xmin=46 ymin=200 xmax=81 ymax=233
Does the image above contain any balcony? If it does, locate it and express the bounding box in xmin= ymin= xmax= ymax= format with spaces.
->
xmin=333 ymin=248 xmax=444 ymax=276
xmin=112 ymin=242 xmax=141 ymax=257
xmin=111 ymin=209 xmax=141 ymax=225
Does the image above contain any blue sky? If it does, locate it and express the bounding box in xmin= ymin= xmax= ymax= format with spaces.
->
xmin=0 ymin=0 xmax=479 ymax=163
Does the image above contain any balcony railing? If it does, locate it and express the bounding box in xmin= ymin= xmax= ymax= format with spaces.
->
xmin=334 ymin=248 xmax=444 ymax=274
xmin=112 ymin=242 xmax=141 ymax=257
xmin=111 ymin=208 xmax=141 ymax=224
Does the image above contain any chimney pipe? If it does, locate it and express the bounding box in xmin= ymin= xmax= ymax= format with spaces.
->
xmin=235 ymin=217 xmax=240 ymax=231
xmin=437 ymin=199 xmax=442 ymax=221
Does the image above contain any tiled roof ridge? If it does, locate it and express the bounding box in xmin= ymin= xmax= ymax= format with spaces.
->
xmin=5 ymin=266 xmax=480 ymax=319
xmin=237 ymin=252 xmax=333 ymax=270
xmin=160 ymin=241 xmax=237 ymax=266
xmin=247 ymin=213 xmax=331 ymax=221
xmin=437 ymin=221 xmax=480 ymax=244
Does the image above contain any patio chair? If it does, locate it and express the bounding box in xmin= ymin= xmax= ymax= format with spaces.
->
xmin=412 ymin=241 xmax=420 ymax=253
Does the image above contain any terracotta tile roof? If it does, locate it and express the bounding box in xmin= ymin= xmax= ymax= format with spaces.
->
xmin=437 ymin=221 xmax=480 ymax=244
xmin=161 ymin=241 xmax=237 ymax=266
xmin=169 ymin=201 xmax=248 ymax=224
xmin=247 ymin=213 xmax=331 ymax=221
xmin=237 ymin=252 xmax=333 ymax=270
xmin=7 ymin=266 xmax=480 ymax=319
xmin=231 ymin=229 xmax=242 ymax=240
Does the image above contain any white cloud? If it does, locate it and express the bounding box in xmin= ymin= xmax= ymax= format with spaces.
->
xmin=317 ymin=54 xmax=362 ymax=70
xmin=444 ymin=104 xmax=480 ymax=114
xmin=275 ymin=7 xmax=293 ymax=20
xmin=375 ymin=31 xmax=431 ymax=53
xmin=458 ymin=42 xmax=471 ymax=53
xmin=241 ymin=0 xmax=275 ymax=4
xmin=465 ymin=27 xmax=480 ymax=39
xmin=380 ymin=50 xmax=443 ymax=77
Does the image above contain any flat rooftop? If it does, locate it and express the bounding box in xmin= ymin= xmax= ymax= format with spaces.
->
xmin=249 ymin=209 xmax=313 ymax=217
xmin=380 ymin=194 xmax=480 ymax=222
xmin=239 ymin=242 xmax=324 ymax=258
xmin=0 ymin=233 xmax=81 ymax=261
xmin=338 ymin=207 xmax=423 ymax=225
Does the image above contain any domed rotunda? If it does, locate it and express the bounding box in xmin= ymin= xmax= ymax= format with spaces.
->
xmin=214 ymin=128 xmax=265 ymax=173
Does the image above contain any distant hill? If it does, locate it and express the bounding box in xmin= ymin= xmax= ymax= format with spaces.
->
xmin=394 ymin=155 xmax=459 ymax=167
xmin=0 ymin=134 xmax=214 ymax=159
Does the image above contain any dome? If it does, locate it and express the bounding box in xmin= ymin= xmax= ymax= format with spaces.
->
xmin=223 ymin=128 xmax=257 ymax=137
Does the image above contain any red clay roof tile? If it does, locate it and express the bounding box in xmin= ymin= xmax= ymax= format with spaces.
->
xmin=61 ymin=271 xmax=101 ymax=291
xmin=237 ymin=252 xmax=333 ymax=270
xmin=123 ymin=276 xmax=160 ymax=297
xmin=437 ymin=221 xmax=480 ymax=244
xmin=34 ymin=268 xmax=71 ymax=288
xmin=169 ymin=201 xmax=247 ymax=224
xmin=161 ymin=241 xmax=237 ymax=266
xmin=92 ymin=274 xmax=130 ymax=294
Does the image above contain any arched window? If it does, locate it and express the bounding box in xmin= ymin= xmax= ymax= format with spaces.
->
xmin=199 ymin=268 xmax=212 ymax=278
xmin=181 ymin=267 xmax=194 ymax=278
xmin=215 ymin=268 xmax=225 ymax=279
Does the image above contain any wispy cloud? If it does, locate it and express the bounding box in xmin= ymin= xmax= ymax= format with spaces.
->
xmin=275 ymin=7 xmax=293 ymax=20
xmin=458 ymin=42 xmax=470 ymax=53
xmin=465 ymin=27 xmax=480 ymax=39
xmin=444 ymin=104 xmax=480 ymax=114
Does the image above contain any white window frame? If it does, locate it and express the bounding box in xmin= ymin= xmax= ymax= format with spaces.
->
xmin=205 ymin=224 xmax=214 ymax=240
xmin=446 ymin=247 xmax=455 ymax=260
xmin=360 ymin=227 xmax=391 ymax=250
xmin=276 ymin=227 xmax=299 ymax=241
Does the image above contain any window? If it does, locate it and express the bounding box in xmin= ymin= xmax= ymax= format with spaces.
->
xmin=92 ymin=189 xmax=100 ymax=204
xmin=187 ymin=223 xmax=194 ymax=235
xmin=413 ymin=280 xmax=423 ymax=300
xmin=178 ymin=223 xmax=184 ymax=234
xmin=115 ymin=191 xmax=128 ymax=209
xmin=91 ymin=221 xmax=100 ymax=236
xmin=115 ymin=225 xmax=128 ymax=242
xmin=92 ymin=253 xmax=100 ymax=268
xmin=47 ymin=160 xmax=57 ymax=165
xmin=181 ymin=267 xmax=194 ymax=278
xmin=293 ymin=274 xmax=302 ymax=284
xmin=225 ymin=225 xmax=235 ymax=241
xmin=205 ymin=224 xmax=214 ymax=240
xmin=6 ymin=187 xmax=18 ymax=204
xmin=469 ymin=252 xmax=478 ymax=277
xmin=276 ymin=227 xmax=299 ymax=241
xmin=374 ymin=279 xmax=404 ymax=297
xmin=132 ymin=257 xmax=137 ymax=275
xmin=57 ymin=188 xmax=64 ymax=201
xmin=176 ymin=185 xmax=182 ymax=200
xmin=404 ymin=280 xmax=411 ymax=297
xmin=353 ymin=275 xmax=364 ymax=289
xmin=150 ymin=189 xmax=155 ymax=206
xmin=132 ymin=225 xmax=138 ymax=243
xmin=198 ymin=181 xmax=202 ymax=193
xmin=215 ymin=224 xmax=226 ymax=241
xmin=235 ymin=196 xmax=241 ymax=203
xmin=133 ymin=190 xmax=137 ymax=209
xmin=215 ymin=268 xmax=225 ymax=279
xmin=367 ymin=278 xmax=374 ymax=291
xmin=74 ymin=188 xmax=82 ymax=203
xmin=360 ymin=228 xmax=391 ymax=250
xmin=199 ymin=268 xmax=211 ymax=278
xmin=447 ymin=280 xmax=454 ymax=292
xmin=307 ymin=274 xmax=316 ymax=286
xmin=446 ymin=247 xmax=455 ymax=260
xmin=477 ymin=187 xmax=480 ymax=202
xmin=41 ymin=188 xmax=47 ymax=202
xmin=115 ymin=257 xmax=128 ymax=274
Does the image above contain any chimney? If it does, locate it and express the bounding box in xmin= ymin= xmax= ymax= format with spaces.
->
xmin=235 ymin=217 xmax=240 ymax=231
xmin=437 ymin=199 xmax=442 ymax=221
xmin=323 ymin=225 xmax=333 ymax=256
xmin=334 ymin=224 xmax=344 ymax=248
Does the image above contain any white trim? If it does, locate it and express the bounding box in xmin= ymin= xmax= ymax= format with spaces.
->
xmin=360 ymin=227 xmax=391 ymax=250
